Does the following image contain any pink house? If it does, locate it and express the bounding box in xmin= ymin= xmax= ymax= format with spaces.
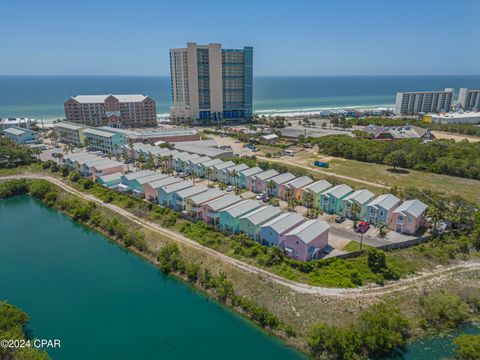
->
xmin=278 ymin=176 xmax=313 ymax=200
xmin=283 ymin=219 xmax=330 ymax=262
xmin=143 ymin=176 xmax=181 ymax=201
xmin=198 ymin=194 xmax=242 ymax=225
xmin=90 ymin=161 xmax=124 ymax=181
xmin=250 ymin=169 xmax=278 ymax=193
xmin=389 ymin=199 xmax=427 ymax=235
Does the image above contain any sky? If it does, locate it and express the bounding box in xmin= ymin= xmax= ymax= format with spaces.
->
xmin=1 ymin=0 xmax=479 ymax=76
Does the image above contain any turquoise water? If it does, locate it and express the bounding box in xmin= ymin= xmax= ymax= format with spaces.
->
xmin=0 ymin=196 xmax=306 ymax=359
xmin=388 ymin=325 xmax=480 ymax=360
xmin=1 ymin=75 xmax=480 ymax=120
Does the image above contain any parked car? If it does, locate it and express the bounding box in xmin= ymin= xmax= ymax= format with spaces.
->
xmin=226 ymin=186 xmax=235 ymax=192
xmin=178 ymin=172 xmax=188 ymax=178
xmin=335 ymin=216 xmax=346 ymax=223
xmin=356 ymin=221 xmax=370 ymax=233
xmin=256 ymin=193 xmax=266 ymax=200
xmin=283 ymin=149 xmax=295 ymax=156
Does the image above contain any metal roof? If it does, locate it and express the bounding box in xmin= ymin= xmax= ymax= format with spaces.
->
xmin=285 ymin=176 xmax=314 ymax=189
xmin=239 ymin=206 xmax=282 ymax=226
xmin=136 ymin=172 xmax=168 ymax=185
xmin=175 ymin=185 xmax=209 ymax=199
xmin=92 ymin=161 xmax=123 ymax=170
xmin=323 ymin=184 xmax=353 ymax=199
xmin=201 ymin=158 xmax=223 ymax=168
xmin=269 ymin=172 xmax=296 ymax=186
xmin=368 ymin=194 xmax=401 ymax=211
xmin=72 ymin=94 xmax=147 ymax=103
xmin=55 ymin=122 xmax=84 ymax=131
xmin=204 ymin=194 xmax=242 ymax=212
xmin=254 ymin=169 xmax=279 ymax=181
xmin=123 ymin=170 xmax=155 ymax=181
xmin=393 ymin=199 xmax=427 ymax=217
xmin=304 ymin=180 xmax=333 ymax=194
xmin=98 ymin=172 xmax=123 ymax=182
xmin=286 ymin=219 xmax=330 ymax=244
xmin=147 ymin=176 xmax=182 ymax=190
xmin=220 ymin=199 xmax=262 ymax=218
xmin=82 ymin=128 xmax=115 ymax=138
xmin=188 ymin=189 xmax=225 ymax=205
xmin=344 ymin=189 xmax=375 ymax=205
xmin=213 ymin=161 xmax=235 ymax=170
xmin=160 ymin=180 xmax=194 ymax=194
xmin=189 ymin=156 xmax=211 ymax=165
xmin=260 ymin=212 xmax=304 ymax=235
xmin=240 ymin=166 xmax=263 ymax=177
xmin=4 ymin=127 xmax=26 ymax=135
xmin=225 ymin=163 xmax=249 ymax=173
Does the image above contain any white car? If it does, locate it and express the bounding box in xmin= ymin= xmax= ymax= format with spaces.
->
xmin=255 ymin=193 xmax=265 ymax=200
xmin=226 ymin=186 xmax=235 ymax=192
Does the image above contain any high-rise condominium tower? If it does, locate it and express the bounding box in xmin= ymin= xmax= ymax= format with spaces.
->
xmin=169 ymin=42 xmax=253 ymax=124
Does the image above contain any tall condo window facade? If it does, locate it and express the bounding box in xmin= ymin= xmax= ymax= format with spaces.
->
xmin=169 ymin=43 xmax=253 ymax=124
xmin=458 ymin=88 xmax=480 ymax=111
xmin=394 ymin=88 xmax=453 ymax=115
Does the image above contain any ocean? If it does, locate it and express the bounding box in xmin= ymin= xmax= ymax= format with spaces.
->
xmin=1 ymin=75 xmax=480 ymax=121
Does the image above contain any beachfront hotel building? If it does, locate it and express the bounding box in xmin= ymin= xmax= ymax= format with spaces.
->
xmin=169 ymin=42 xmax=253 ymax=124
xmin=394 ymin=88 xmax=453 ymax=115
xmin=458 ymin=88 xmax=480 ymax=111
xmin=64 ymin=94 xmax=157 ymax=128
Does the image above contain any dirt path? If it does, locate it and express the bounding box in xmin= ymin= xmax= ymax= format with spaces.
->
xmin=3 ymin=174 xmax=479 ymax=298
xmin=258 ymin=156 xmax=390 ymax=189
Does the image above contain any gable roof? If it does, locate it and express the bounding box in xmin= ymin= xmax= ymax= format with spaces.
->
xmin=123 ymin=170 xmax=155 ymax=181
xmin=213 ymin=161 xmax=235 ymax=170
xmin=239 ymin=206 xmax=282 ymax=226
xmin=160 ymin=180 xmax=194 ymax=194
xmin=136 ymin=172 xmax=168 ymax=185
xmin=220 ymin=199 xmax=262 ymax=218
xmin=188 ymin=189 xmax=225 ymax=205
xmin=255 ymin=169 xmax=279 ymax=181
xmin=225 ymin=163 xmax=249 ymax=173
xmin=323 ymin=184 xmax=353 ymax=199
xmin=204 ymin=194 xmax=242 ymax=211
xmin=189 ymin=156 xmax=211 ymax=165
xmin=260 ymin=212 xmax=304 ymax=235
xmin=344 ymin=189 xmax=375 ymax=205
xmin=394 ymin=199 xmax=428 ymax=217
xmin=98 ymin=172 xmax=123 ymax=183
xmin=269 ymin=172 xmax=296 ymax=186
xmin=175 ymin=185 xmax=209 ymax=199
xmin=147 ymin=177 xmax=182 ymax=190
xmin=82 ymin=128 xmax=115 ymax=138
xmin=285 ymin=176 xmax=314 ymax=189
xmin=240 ymin=166 xmax=263 ymax=177
xmin=368 ymin=194 xmax=401 ymax=211
xmin=201 ymin=158 xmax=223 ymax=168
xmin=286 ymin=219 xmax=330 ymax=244
xmin=304 ymin=180 xmax=332 ymax=194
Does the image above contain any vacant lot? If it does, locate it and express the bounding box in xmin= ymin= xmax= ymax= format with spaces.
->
xmin=269 ymin=148 xmax=480 ymax=205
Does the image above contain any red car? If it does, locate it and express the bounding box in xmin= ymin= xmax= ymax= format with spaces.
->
xmin=356 ymin=221 xmax=370 ymax=233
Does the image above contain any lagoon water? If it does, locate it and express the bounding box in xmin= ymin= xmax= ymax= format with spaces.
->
xmin=1 ymin=195 xmax=478 ymax=359
xmin=0 ymin=196 xmax=306 ymax=359
xmin=1 ymin=75 xmax=480 ymax=120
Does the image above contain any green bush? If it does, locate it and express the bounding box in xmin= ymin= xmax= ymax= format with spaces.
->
xmin=454 ymin=334 xmax=480 ymax=360
xmin=420 ymin=292 xmax=470 ymax=330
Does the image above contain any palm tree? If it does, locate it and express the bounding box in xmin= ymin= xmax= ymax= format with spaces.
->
xmin=191 ymin=171 xmax=197 ymax=185
xmin=302 ymin=191 xmax=314 ymax=208
xmin=54 ymin=152 xmax=63 ymax=165
xmin=350 ymin=202 xmax=362 ymax=228
xmin=230 ymin=169 xmax=238 ymax=187
xmin=267 ymin=180 xmax=276 ymax=197
xmin=167 ymin=154 xmax=174 ymax=175
xmin=205 ymin=168 xmax=212 ymax=186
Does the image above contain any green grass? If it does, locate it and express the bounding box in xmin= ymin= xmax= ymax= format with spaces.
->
xmin=319 ymin=157 xmax=480 ymax=205
xmin=342 ymin=241 xmax=373 ymax=252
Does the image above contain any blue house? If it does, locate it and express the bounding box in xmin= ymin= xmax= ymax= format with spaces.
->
xmin=4 ymin=126 xmax=39 ymax=145
xmin=320 ymin=184 xmax=353 ymax=214
xmin=158 ymin=180 xmax=194 ymax=207
xmin=259 ymin=212 xmax=304 ymax=247
xmin=366 ymin=194 xmax=401 ymax=225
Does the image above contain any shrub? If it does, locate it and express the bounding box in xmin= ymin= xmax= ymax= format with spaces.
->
xmin=454 ymin=334 xmax=480 ymax=360
xmin=420 ymin=292 xmax=470 ymax=330
xmin=158 ymin=243 xmax=182 ymax=273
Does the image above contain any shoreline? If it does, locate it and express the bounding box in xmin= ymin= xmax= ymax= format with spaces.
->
xmin=3 ymin=103 xmax=395 ymax=123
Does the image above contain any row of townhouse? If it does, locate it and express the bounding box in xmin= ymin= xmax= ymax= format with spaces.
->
xmin=62 ymin=152 xmax=124 ymax=180
xmin=127 ymin=142 xmax=429 ymax=235
xmin=103 ymin=167 xmax=331 ymax=262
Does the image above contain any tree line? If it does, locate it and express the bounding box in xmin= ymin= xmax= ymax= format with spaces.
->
xmin=313 ymin=135 xmax=480 ymax=180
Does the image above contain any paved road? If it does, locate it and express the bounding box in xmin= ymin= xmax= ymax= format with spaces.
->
xmin=2 ymin=174 xmax=479 ymax=299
